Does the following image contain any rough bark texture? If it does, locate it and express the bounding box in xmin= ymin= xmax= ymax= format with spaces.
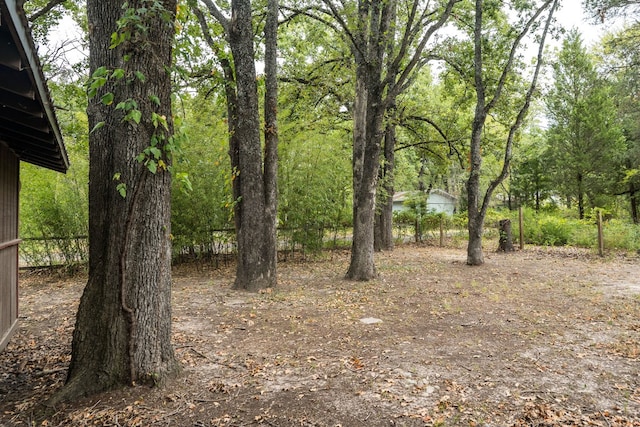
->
xmin=498 ymin=219 xmax=515 ymax=252
xmin=466 ymin=0 xmax=556 ymax=265
xmin=54 ymin=0 xmax=179 ymax=402
xmin=374 ymin=1 xmax=398 ymax=253
xmin=341 ymin=0 xmax=457 ymax=278
xmin=345 ymin=0 xmax=390 ymax=280
xmin=263 ymin=0 xmax=279 ymax=286
xmin=630 ymin=183 xmax=639 ymax=224
xmin=347 ymin=63 xmax=378 ymax=280
xmin=374 ymin=121 xmax=395 ymax=252
xmin=228 ymin=0 xmax=275 ymax=291
xmin=466 ymin=0 xmax=487 ymax=266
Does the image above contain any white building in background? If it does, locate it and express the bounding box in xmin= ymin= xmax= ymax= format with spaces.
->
xmin=392 ymin=189 xmax=458 ymax=216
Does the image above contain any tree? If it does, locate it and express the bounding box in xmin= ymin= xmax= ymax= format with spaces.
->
xmin=52 ymin=0 xmax=179 ymax=402
xmin=584 ymin=0 xmax=640 ymax=21
xmin=170 ymin=94 xmax=235 ymax=256
xmin=189 ymin=0 xmax=278 ymax=291
xmin=295 ymin=0 xmax=457 ymax=279
xmin=509 ymin=131 xmax=552 ymax=211
xmin=545 ymin=30 xmax=625 ymax=218
xmin=23 ymin=0 xmax=82 ymax=42
xmin=602 ymin=24 xmax=640 ymax=223
xmin=448 ymin=0 xmax=558 ymax=265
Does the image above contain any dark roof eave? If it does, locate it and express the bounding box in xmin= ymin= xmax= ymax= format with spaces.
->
xmin=2 ymin=0 xmax=69 ymax=173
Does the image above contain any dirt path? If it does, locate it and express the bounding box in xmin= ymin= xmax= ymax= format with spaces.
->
xmin=1 ymin=244 xmax=639 ymax=426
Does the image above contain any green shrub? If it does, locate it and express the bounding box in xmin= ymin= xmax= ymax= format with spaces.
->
xmin=601 ymin=219 xmax=640 ymax=251
xmin=518 ymin=208 xmax=640 ymax=251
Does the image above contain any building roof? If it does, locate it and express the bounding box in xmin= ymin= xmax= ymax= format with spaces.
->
xmin=0 ymin=0 xmax=68 ymax=173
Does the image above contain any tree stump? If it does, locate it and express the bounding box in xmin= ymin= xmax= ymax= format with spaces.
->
xmin=498 ymin=219 xmax=515 ymax=252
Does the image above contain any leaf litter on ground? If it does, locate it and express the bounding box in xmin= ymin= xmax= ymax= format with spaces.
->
xmin=1 ymin=243 xmax=639 ymax=426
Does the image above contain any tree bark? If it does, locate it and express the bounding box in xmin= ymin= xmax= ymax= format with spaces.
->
xmin=346 ymin=0 xmax=391 ymax=280
xmin=466 ymin=0 xmax=556 ymax=265
xmin=578 ymin=173 xmax=585 ymax=219
xmin=263 ymin=0 xmax=279 ymax=283
xmin=225 ymin=0 xmax=273 ymax=290
xmin=53 ymin=0 xmax=179 ymax=402
xmin=374 ymin=120 xmax=396 ymax=252
xmin=466 ymin=0 xmax=487 ymax=265
xmin=467 ymin=125 xmax=485 ymax=265
xmin=319 ymin=0 xmax=457 ymax=279
xmin=630 ymin=182 xmax=639 ymax=224
xmin=346 ymin=60 xmax=379 ymax=280
xmin=374 ymin=1 xmax=398 ymax=253
xmin=498 ymin=219 xmax=515 ymax=252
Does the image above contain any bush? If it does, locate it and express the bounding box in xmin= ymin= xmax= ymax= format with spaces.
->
xmin=519 ymin=208 xmax=640 ymax=251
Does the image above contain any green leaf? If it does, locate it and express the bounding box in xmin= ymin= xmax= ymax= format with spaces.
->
xmin=149 ymin=147 xmax=162 ymax=159
xmin=101 ymin=92 xmax=114 ymax=106
xmin=88 ymin=77 xmax=107 ymax=98
xmin=176 ymin=172 xmax=193 ymax=193
xmin=126 ymin=109 xmax=142 ymax=124
xmin=111 ymin=68 xmax=125 ymax=80
xmin=92 ymin=66 xmax=109 ymax=78
xmin=149 ymin=94 xmax=160 ymax=106
xmin=90 ymin=121 xmax=105 ymax=133
xmin=134 ymin=71 xmax=146 ymax=83
xmin=147 ymin=160 xmax=158 ymax=174
xmin=113 ymin=172 xmax=121 ymax=181
xmin=116 ymin=182 xmax=127 ymax=198
xmin=151 ymin=112 xmax=169 ymax=130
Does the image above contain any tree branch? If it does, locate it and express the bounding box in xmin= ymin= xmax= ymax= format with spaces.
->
xmin=199 ymin=0 xmax=229 ymax=33
xmin=485 ymin=0 xmax=554 ymax=113
xmin=482 ymin=0 xmax=559 ymax=216
xmin=28 ymin=0 xmax=68 ymax=22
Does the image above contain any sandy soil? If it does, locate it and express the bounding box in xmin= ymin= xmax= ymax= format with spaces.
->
xmin=1 ymin=243 xmax=639 ymax=426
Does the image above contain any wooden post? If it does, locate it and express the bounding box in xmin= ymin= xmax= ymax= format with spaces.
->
xmin=597 ymin=210 xmax=604 ymax=257
xmin=439 ymin=216 xmax=444 ymax=247
xmin=518 ymin=206 xmax=524 ymax=250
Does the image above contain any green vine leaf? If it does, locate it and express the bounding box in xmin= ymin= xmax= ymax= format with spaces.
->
xmin=116 ymin=183 xmax=127 ymax=198
xmin=149 ymin=147 xmax=162 ymax=159
xmin=147 ymin=160 xmax=158 ymax=174
xmin=125 ymin=109 xmax=142 ymax=124
xmin=101 ymin=92 xmax=114 ymax=106
xmin=111 ymin=68 xmax=125 ymax=80
xmin=90 ymin=121 xmax=105 ymax=133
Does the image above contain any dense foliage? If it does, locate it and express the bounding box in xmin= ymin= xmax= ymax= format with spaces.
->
xmin=17 ymin=0 xmax=640 ymax=267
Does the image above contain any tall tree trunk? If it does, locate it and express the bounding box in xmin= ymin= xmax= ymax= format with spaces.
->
xmin=347 ymin=63 xmax=378 ymax=280
xmin=374 ymin=118 xmax=396 ymax=252
xmin=329 ymin=0 xmax=456 ymax=278
xmin=346 ymin=0 xmax=389 ymax=280
xmin=53 ymin=0 xmax=178 ymax=402
xmin=228 ymin=0 xmax=274 ymax=290
xmin=577 ymin=173 xmax=585 ymax=219
xmin=263 ymin=0 xmax=279 ymax=281
xmin=466 ymin=0 xmax=556 ymax=265
xmin=630 ymin=183 xmax=639 ymax=224
xmin=467 ymin=118 xmax=485 ymax=265
xmin=374 ymin=1 xmax=397 ymax=253
xmin=466 ymin=0 xmax=487 ymax=266
xmin=196 ymin=0 xmax=278 ymax=291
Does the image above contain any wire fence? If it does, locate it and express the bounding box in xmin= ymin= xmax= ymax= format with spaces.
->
xmin=18 ymin=221 xmax=467 ymax=269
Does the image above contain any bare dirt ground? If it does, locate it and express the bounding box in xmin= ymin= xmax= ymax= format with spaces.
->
xmin=1 ymin=242 xmax=639 ymax=426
